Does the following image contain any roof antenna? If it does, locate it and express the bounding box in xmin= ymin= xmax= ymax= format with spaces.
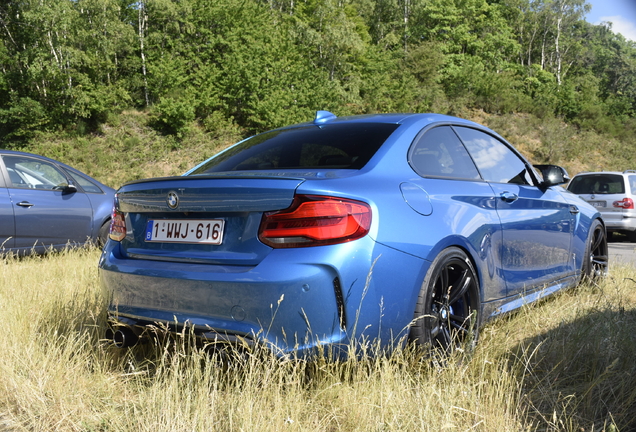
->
xmin=314 ymin=110 xmax=337 ymax=124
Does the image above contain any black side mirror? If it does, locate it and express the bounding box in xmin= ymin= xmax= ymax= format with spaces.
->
xmin=534 ymin=164 xmax=570 ymax=187
xmin=56 ymin=182 xmax=77 ymax=194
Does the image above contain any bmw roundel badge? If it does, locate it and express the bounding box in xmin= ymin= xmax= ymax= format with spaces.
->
xmin=167 ymin=191 xmax=179 ymax=209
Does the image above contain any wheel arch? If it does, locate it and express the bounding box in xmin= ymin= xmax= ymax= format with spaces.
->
xmin=97 ymin=217 xmax=111 ymax=246
xmin=423 ymin=236 xmax=487 ymax=305
xmin=409 ymin=242 xmax=484 ymax=349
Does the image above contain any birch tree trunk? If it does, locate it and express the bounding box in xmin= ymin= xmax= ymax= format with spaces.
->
xmin=139 ymin=0 xmax=150 ymax=107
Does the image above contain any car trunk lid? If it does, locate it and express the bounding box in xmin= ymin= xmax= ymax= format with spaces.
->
xmin=115 ymin=175 xmax=305 ymax=265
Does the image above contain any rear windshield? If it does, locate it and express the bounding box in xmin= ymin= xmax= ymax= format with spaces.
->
xmin=567 ymin=174 xmax=625 ymax=194
xmin=189 ymin=123 xmax=399 ymax=174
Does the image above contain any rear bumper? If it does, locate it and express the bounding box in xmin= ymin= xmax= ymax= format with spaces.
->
xmin=99 ymin=237 xmax=427 ymax=356
xmin=603 ymin=212 xmax=636 ymax=232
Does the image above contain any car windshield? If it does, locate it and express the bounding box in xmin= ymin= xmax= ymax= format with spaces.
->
xmin=189 ymin=123 xmax=399 ymax=174
xmin=568 ymin=174 xmax=625 ymax=194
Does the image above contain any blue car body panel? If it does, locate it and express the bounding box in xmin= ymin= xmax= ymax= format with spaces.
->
xmin=0 ymin=185 xmax=15 ymax=250
xmin=10 ymin=187 xmax=93 ymax=248
xmin=99 ymin=113 xmax=602 ymax=356
xmin=0 ymin=150 xmax=116 ymax=254
xmin=101 ymin=237 xmax=428 ymax=353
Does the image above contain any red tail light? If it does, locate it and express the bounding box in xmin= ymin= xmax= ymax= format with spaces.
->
xmin=613 ymin=198 xmax=634 ymax=209
xmin=259 ymin=195 xmax=372 ymax=248
xmin=109 ymin=196 xmax=127 ymax=241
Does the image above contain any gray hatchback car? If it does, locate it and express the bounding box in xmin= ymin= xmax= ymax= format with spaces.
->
xmin=567 ymin=170 xmax=636 ymax=241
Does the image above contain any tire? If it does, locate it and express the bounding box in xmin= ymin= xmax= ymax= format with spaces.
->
xmin=97 ymin=220 xmax=111 ymax=247
xmin=410 ymin=247 xmax=481 ymax=353
xmin=582 ymin=219 xmax=608 ymax=280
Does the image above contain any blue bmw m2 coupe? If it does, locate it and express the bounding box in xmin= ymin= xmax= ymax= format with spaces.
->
xmin=99 ymin=112 xmax=608 ymax=356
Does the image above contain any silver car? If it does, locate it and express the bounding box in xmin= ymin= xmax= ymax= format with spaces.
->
xmin=567 ymin=170 xmax=636 ymax=241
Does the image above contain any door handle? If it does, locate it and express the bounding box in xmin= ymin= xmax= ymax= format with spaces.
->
xmin=570 ymin=205 xmax=580 ymax=214
xmin=500 ymin=191 xmax=518 ymax=202
xmin=16 ymin=201 xmax=34 ymax=208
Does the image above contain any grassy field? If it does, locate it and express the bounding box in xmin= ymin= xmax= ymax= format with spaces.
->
xmin=1 ymin=247 xmax=635 ymax=431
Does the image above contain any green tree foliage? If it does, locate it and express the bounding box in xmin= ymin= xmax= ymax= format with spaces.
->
xmin=0 ymin=0 xmax=635 ymax=146
xmin=138 ymin=0 xmax=339 ymax=131
xmin=0 ymin=0 xmax=134 ymax=142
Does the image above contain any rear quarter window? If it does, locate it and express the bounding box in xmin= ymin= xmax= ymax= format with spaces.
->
xmin=629 ymin=175 xmax=636 ymax=194
xmin=408 ymin=126 xmax=481 ymax=180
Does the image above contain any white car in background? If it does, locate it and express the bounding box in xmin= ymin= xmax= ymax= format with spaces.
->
xmin=567 ymin=170 xmax=636 ymax=241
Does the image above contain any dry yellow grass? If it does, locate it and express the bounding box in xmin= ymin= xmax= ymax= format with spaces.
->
xmin=1 ymin=248 xmax=634 ymax=431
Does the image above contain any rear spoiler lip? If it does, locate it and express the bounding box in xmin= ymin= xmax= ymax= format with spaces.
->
xmin=122 ymin=173 xmax=308 ymax=187
xmin=116 ymin=177 xmax=306 ymax=213
xmin=121 ymin=169 xmax=361 ymax=188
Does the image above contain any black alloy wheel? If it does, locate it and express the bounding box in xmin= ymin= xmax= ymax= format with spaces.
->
xmin=583 ymin=219 xmax=608 ymax=280
xmin=410 ymin=247 xmax=481 ymax=354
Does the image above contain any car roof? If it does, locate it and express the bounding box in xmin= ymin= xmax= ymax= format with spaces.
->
xmin=573 ymin=171 xmax=636 ymax=176
xmin=0 ymin=149 xmax=70 ymax=167
xmin=273 ymin=112 xmax=506 ymax=148
xmin=179 ymin=111 xmax=521 ymax=181
xmin=280 ymin=112 xmax=486 ymax=130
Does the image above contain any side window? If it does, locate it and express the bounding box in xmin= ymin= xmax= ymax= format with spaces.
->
xmin=454 ymin=127 xmax=533 ymax=185
xmin=629 ymin=175 xmax=636 ymax=195
xmin=2 ymin=156 xmax=70 ymax=190
xmin=65 ymin=170 xmax=104 ymax=194
xmin=409 ymin=126 xmax=481 ymax=180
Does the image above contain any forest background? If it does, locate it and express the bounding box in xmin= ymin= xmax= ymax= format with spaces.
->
xmin=1 ymin=0 xmax=635 ymax=187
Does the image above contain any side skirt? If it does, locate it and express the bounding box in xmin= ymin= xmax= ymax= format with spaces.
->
xmin=481 ymin=275 xmax=579 ymax=323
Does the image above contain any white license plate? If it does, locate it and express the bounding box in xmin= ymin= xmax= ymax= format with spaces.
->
xmin=145 ymin=219 xmax=225 ymax=244
xmin=588 ymin=201 xmax=606 ymax=208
